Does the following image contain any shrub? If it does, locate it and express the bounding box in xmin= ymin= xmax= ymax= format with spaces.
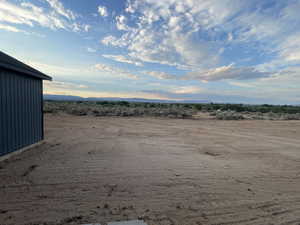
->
xmin=215 ymin=111 xmax=245 ymax=120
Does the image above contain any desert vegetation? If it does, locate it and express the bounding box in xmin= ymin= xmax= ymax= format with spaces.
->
xmin=44 ymin=100 xmax=300 ymax=120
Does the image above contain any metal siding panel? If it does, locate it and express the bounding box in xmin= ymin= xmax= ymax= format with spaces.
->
xmin=19 ymin=74 xmax=24 ymax=150
xmin=18 ymin=74 xmax=23 ymax=150
xmin=40 ymin=80 xmax=43 ymax=141
xmin=0 ymin=69 xmax=43 ymax=156
xmin=30 ymin=79 xmax=34 ymax=144
xmin=4 ymin=71 xmax=10 ymax=154
xmin=2 ymin=71 xmax=7 ymax=155
xmin=5 ymin=72 xmax=14 ymax=153
xmin=30 ymin=78 xmax=35 ymax=143
xmin=37 ymin=80 xmax=42 ymax=142
xmin=22 ymin=79 xmax=28 ymax=147
xmin=36 ymin=80 xmax=41 ymax=142
xmin=25 ymin=77 xmax=29 ymax=146
xmin=16 ymin=75 xmax=21 ymax=150
xmin=0 ymin=72 xmax=1 ymax=153
xmin=37 ymin=80 xmax=41 ymax=141
xmin=25 ymin=76 xmax=30 ymax=147
xmin=32 ymin=79 xmax=36 ymax=142
xmin=6 ymin=73 xmax=10 ymax=153
xmin=13 ymin=74 xmax=18 ymax=151
xmin=8 ymin=74 xmax=14 ymax=153
xmin=11 ymin=75 xmax=16 ymax=151
xmin=4 ymin=72 xmax=9 ymax=154
xmin=33 ymin=80 xmax=37 ymax=142
xmin=25 ymin=77 xmax=30 ymax=146
xmin=17 ymin=74 xmax=21 ymax=149
xmin=0 ymin=71 xmax=4 ymax=155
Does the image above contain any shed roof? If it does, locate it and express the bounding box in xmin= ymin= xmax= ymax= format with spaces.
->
xmin=0 ymin=51 xmax=52 ymax=80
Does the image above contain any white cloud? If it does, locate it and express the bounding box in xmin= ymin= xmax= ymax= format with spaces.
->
xmin=100 ymin=0 xmax=300 ymax=81
xmin=277 ymin=33 xmax=300 ymax=62
xmin=83 ymin=24 xmax=91 ymax=32
xmin=94 ymin=63 xmax=140 ymax=80
xmin=102 ymin=54 xmax=143 ymax=66
xmin=172 ymin=86 xmax=202 ymax=94
xmin=44 ymin=81 xmax=88 ymax=91
xmin=0 ymin=22 xmax=45 ymax=37
xmin=0 ymin=23 xmax=22 ymax=32
xmin=145 ymin=65 xmax=274 ymax=82
xmin=27 ymin=59 xmax=141 ymax=81
xmin=94 ymin=63 xmax=115 ymax=73
xmin=45 ymin=87 xmax=169 ymax=100
xmin=186 ymin=65 xmax=273 ymax=82
xmin=101 ymin=0 xmax=243 ymax=69
xmin=98 ymin=6 xmax=108 ymax=17
xmin=87 ymin=47 xmax=97 ymax=53
xmin=0 ymin=0 xmax=88 ymax=32
xmin=101 ymin=35 xmax=128 ymax=47
xmin=145 ymin=71 xmax=177 ymax=80
xmin=45 ymin=0 xmax=76 ymax=20
xmin=26 ymin=61 xmax=88 ymax=76
xmin=228 ymin=81 xmax=254 ymax=88
xmin=116 ymin=15 xmax=130 ymax=31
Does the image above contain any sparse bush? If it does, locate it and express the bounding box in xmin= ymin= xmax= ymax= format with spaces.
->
xmin=279 ymin=113 xmax=300 ymax=120
xmin=44 ymin=101 xmax=195 ymax=119
xmin=43 ymin=101 xmax=300 ymax=120
xmin=215 ymin=111 xmax=245 ymax=120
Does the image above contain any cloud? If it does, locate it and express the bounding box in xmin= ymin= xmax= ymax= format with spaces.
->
xmin=94 ymin=63 xmax=140 ymax=80
xmin=102 ymin=54 xmax=143 ymax=66
xmin=44 ymin=81 xmax=88 ymax=91
xmin=100 ymin=0 xmax=243 ymax=69
xmin=186 ymin=65 xmax=273 ymax=82
xmin=83 ymin=24 xmax=91 ymax=32
xmin=101 ymin=35 xmax=128 ymax=47
xmin=141 ymin=89 xmax=270 ymax=104
xmin=228 ymin=81 xmax=254 ymax=88
xmin=87 ymin=47 xmax=97 ymax=53
xmin=145 ymin=65 xmax=274 ymax=82
xmin=0 ymin=22 xmax=45 ymax=37
xmin=116 ymin=15 xmax=130 ymax=31
xmin=98 ymin=6 xmax=108 ymax=17
xmin=0 ymin=0 xmax=88 ymax=32
xmin=99 ymin=0 xmax=300 ymax=81
xmin=27 ymin=61 xmax=84 ymax=76
xmin=27 ymin=59 xmax=141 ymax=82
xmin=171 ymin=86 xmax=202 ymax=94
xmin=45 ymin=0 xmax=76 ymax=20
xmin=45 ymin=88 xmax=169 ymax=100
xmin=142 ymin=79 xmax=300 ymax=104
xmin=277 ymin=32 xmax=300 ymax=62
xmin=145 ymin=71 xmax=177 ymax=80
xmin=0 ymin=23 xmax=22 ymax=32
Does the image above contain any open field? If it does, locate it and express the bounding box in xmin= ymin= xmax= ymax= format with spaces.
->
xmin=1 ymin=114 xmax=300 ymax=225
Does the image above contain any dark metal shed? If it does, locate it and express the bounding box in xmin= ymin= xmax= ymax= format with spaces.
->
xmin=0 ymin=51 xmax=52 ymax=157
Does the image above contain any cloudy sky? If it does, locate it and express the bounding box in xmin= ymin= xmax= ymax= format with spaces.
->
xmin=1 ymin=0 xmax=300 ymax=104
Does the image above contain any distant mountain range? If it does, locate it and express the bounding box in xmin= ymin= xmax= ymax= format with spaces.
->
xmin=43 ymin=94 xmax=210 ymax=104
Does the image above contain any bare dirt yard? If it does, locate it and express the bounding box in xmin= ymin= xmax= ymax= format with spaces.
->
xmin=1 ymin=114 xmax=300 ymax=225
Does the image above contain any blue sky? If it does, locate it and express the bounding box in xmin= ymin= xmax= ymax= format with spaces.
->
xmin=1 ymin=0 xmax=300 ymax=104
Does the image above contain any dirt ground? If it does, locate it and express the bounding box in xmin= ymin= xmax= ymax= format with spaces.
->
xmin=1 ymin=114 xmax=300 ymax=225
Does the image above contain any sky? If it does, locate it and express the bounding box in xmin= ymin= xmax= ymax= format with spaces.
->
xmin=0 ymin=0 xmax=300 ymax=104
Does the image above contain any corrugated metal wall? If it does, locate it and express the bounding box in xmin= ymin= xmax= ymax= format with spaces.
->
xmin=0 ymin=68 xmax=43 ymax=156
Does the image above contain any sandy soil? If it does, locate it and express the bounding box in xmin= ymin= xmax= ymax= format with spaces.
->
xmin=1 ymin=114 xmax=300 ymax=225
